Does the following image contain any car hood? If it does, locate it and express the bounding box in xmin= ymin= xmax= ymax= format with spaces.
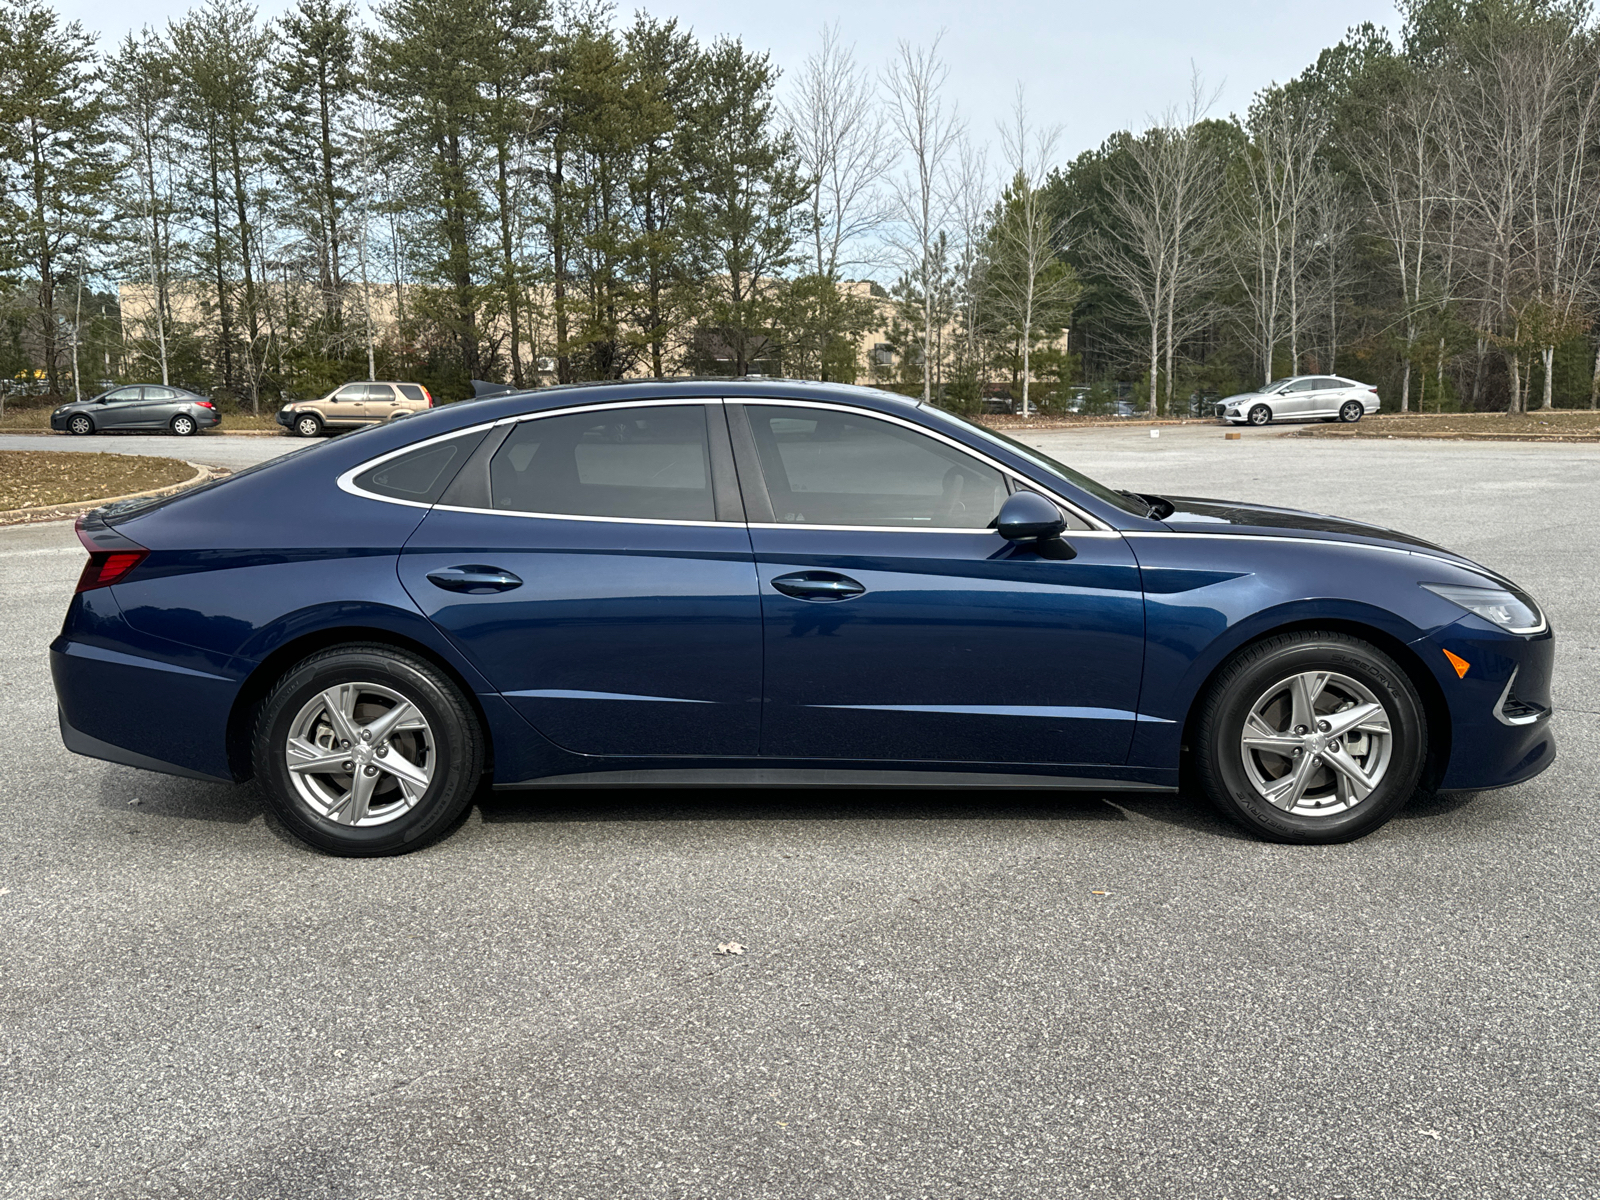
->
xmin=1153 ymin=494 xmax=1483 ymax=565
xmin=1218 ymin=390 xmax=1269 ymax=405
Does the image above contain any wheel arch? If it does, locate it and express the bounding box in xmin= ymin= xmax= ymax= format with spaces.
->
xmin=225 ymin=625 xmax=496 ymax=784
xmin=1178 ymin=617 xmax=1451 ymax=793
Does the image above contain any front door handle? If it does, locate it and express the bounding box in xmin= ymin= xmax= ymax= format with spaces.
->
xmin=426 ymin=565 xmax=523 ymax=594
xmin=770 ymin=571 xmax=866 ymax=601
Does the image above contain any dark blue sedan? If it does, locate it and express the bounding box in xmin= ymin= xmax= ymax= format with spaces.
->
xmin=51 ymin=380 xmax=1554 ymax=855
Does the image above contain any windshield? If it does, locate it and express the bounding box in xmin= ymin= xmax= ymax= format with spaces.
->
xmin=927 ymin=407 xmax=1151 ymax=517
xmin=1265 ymin=378 xmax=1295 ymax=393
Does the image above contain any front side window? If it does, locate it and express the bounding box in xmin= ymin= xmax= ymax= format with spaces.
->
xmin=745 ymin=405 xmax=1006 ymax=529
xmin=105 ymin=388 xmax=142 ymax=404
xmin=489 ymin=404 xmax=715 ymax=522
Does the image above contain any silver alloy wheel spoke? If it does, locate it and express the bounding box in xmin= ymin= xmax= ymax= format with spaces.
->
xmin=1263 ymin=751 xmax=1319 ymax=810
xmin=1320 ymin=745 xmax=1377 ymax=802
xmin=1322 ymin=701 xmax=1388 ymax=739
xmin=332 ymin=766 xmax=380 ymax=825
xmin=319 ymin=686 xmax=361 ymax=746
xmin=361 ymin=699 xmax=418 ymax=746
xmin=1241 ymin=712 xmax=1304 ymax=755
xmin=1288 ymin=672 xmax=1328 ymax=733
xmin=285 ymin=737 xmax=349 ymax=775
xmin=378 ymin=746 xmax=430 ymax=795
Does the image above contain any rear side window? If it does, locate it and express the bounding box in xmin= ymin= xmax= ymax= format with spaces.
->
xmin=352 ymin=430 xmax=488 ymax=503
xmin=744 ymin=405 xmax=1007 ymax=528
xmin=489 ymin=405 xmax=715 ymax=522
xmin=397 ymin=384 xmax=426 ymax=402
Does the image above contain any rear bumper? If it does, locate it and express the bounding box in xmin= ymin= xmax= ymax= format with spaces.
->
xmin=51 ymin=612 xmax=241 ymax=783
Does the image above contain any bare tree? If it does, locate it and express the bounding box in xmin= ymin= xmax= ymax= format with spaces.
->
xmin=786 ymin=23 xmax=890 ymax=281
xmin=883 ymin=35 xmax=962 ymax=402
xmin=1233 ymin=88 xmax=1326 ymax=387
xmin=987 ymin=90 xmax=1075 ymax=417
xmin=1083 ymin=74 xmax=1224 ymax=415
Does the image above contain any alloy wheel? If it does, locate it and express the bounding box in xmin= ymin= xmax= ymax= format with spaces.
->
xmin=1340 ymin=401 xmax=1363 ymax=423
xmin=296 ymin=416 xmax=320 ymax=437
xmin=284 ymin=681 xmax=435 ymax=826
xmin=172 ymin=416 xmax=195 ymax=435
xmin=1238 ymin=670 xmax=1393 ymax=816
xmin=1248 ymin=405 xmax=1271 ymax=426
xmin=69 ymin=416 xmax=92 ymax=435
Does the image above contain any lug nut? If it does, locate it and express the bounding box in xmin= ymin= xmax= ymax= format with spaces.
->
xmin=360 ymin=730 xmax=372 ymax=742
xmin=364 ymin=765 xmax=378 ymax=776
xmin=376 ymin=746 xmax=388 ymax=757
xmin=341 ymin=740 xmax=350 ymax=749
xmin=342 ymin=761 xmax=353 ymax=772
xmin=1317 ymin=720 xmax=1331 ymax=732
xmin=1293 ymin=725 xmax=1307 ymax=735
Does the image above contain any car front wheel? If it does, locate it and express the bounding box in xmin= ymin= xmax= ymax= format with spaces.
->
xmin=68 ymin=415 xmax=94 ymax=435
xmin=1339 ymin=400 xmax=1364 ymax=423
xmin=294 ymin=413 xmax=323 ymax=438
xmin=252 ymin=644 xmax=486 ymax=856
xmin=1248 ymin=404 xmax=1272 ymax=426
xmin=1193 ymin=630 xmax=1427 ymax=844
xmin=170 ymin=414 xmax=197 ymax=436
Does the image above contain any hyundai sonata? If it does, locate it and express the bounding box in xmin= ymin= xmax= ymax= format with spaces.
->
xmin=52 ymin=380 xmax=1552 ymax=855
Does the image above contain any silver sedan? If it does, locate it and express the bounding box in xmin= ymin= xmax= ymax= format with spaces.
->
xmin=1216 ymin=376 xmax=1380 ymax=426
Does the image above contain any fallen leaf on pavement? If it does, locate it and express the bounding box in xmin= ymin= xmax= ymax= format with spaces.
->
xmin=716 ymin=942 xmax=746 ymax=956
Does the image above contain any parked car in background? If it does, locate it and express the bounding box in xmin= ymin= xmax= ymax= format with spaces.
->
xmin=1217 ymin=376 xmax=1380 ymax=426
xmin=277 ymin=381 xmax=433 ymax=437
xmin=51 ymin=385 xmax=220 ymax=437
xmin=53 ymin=379 xmax=1552 ymax=856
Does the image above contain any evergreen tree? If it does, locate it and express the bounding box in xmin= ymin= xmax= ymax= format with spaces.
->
xmin=0 ymin=0 xmax=115 ymax=394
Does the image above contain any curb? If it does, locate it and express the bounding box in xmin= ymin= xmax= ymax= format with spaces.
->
xmin=0 ymin=428 xmax=283 ymax=438
xmin=0 ymin=460 xmax=219 ymax=526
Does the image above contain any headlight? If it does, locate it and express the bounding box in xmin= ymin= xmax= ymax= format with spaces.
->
xmin=1422 ymin=582 xmax=1545 ymax=634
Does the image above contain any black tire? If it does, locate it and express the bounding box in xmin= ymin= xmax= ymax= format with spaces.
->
xmin=1247 ymin=404 xmax=1272 ymax=426
xmin=252 ymin=644 xmax=485 ymax=856
xmin=294 ymin=413 xmax=323 ymax=438
xmin=170 ymin=414 xmax=197 ymax=436
xmin=68 ymin=414 xmax=94 ymax=435
xmin=1194 ymin=630 xmax=1427 ymax=844
xmin=1339 ymin=400 xmax=1364 ymax=423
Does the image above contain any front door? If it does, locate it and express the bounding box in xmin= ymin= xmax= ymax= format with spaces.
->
xmin=398 ymin=400 xmax=762 ymax=757
xmin=731 ymin=402 xmax=1147 ymax=766
xmin=96 ymin=387 xmax=145 ymax=429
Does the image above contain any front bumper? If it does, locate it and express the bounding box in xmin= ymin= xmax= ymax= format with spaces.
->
xmin=1424 ymin=620 xmax=1556 ymax=791
xmin=276 ymin=408 xmax=294 ymax=427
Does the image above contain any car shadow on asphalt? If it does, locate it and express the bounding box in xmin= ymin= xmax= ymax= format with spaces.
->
xmin=474 ymin=786 xmax=1252 ymax=841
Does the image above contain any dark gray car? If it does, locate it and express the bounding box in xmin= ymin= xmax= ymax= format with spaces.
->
xmin=50 ymin=385 xmax=221 ymax=437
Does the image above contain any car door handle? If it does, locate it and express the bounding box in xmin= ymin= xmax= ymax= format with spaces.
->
xmin=770 ymin=571 xmax=866 ymax=601
xmin=426 ymin=565 xmax=523 ymax=594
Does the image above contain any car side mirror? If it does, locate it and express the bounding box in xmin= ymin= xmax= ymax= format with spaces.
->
xmin=994 ymin=491 xmax=1076 ymax=559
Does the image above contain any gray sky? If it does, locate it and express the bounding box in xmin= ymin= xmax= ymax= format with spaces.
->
xmin=65 ymin=0 xmax=1402 ymax=159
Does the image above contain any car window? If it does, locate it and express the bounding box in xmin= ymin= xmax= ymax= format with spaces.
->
xmin=366 ymin=384 xmax=396 ymax=401
xmin=1314 ymin=377 xmax=1344 ymax=389
xmin=489 ymin=405 xmax=716 ymax=522
xmin=145 ymin=386 xmax=177 ymax=400
xmin=352 ymin=430 xmax=488 ymax=503
xmin=333 ymin=384 xmax=365 ymax=400
xmin=745 ymin=405 xmax=1007 ymax=529
xmin=104 ymin=388 xmax=142 ymax=403
xmin=397 ymin=384 xmax=426 ymax=402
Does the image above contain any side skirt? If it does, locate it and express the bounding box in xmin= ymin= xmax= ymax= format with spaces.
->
xmin=495 ymin=767 xmax=1178 ymax=791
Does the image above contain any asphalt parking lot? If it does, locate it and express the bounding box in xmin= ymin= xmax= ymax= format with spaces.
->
xmin=2 ymin=424 xmax=1597 ymax=1199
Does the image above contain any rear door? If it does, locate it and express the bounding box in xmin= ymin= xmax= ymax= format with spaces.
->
xmin=397 ymin=400 xmax=762 ymax=757
xmin=364 ymin=383 xmax=400 ymax=422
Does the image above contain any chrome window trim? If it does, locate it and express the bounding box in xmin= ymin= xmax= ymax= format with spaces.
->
xmin=340 ymin=394 xmax=1115 ymax=533
xmin=735 ymin=397 xmax=1111 ymax=532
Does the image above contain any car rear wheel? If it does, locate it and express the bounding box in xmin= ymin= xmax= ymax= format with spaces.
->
xmin=68 ymin=414 xmax=94 ymax=435
xmin=1247 ymin=404 xmax=1272 ymax=426
xmin=170 ymin=414 xmax=197 ymax=436
xmin=1339 ymin=400 xmax=1364 ymax=423
xmin=294 ymin=413 xmax=323 ymax=438
xmin=1193 ymin=630 xmax=1426 ymax=844
xmin=252 ymin=644 xmax=485 ymax=856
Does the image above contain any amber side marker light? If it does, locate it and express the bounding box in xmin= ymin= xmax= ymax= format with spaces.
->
xmin=1443 ymin=648 xmax=1471 ymax=679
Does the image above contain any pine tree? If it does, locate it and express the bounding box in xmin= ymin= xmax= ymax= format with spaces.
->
xmin=0 ymin=0 xmax=115 ymax=394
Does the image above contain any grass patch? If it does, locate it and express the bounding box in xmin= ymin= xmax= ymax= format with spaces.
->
xmin=1299 ymin=410 xmax=1600 ymax=440
xmin=0 ymin=450 xmax=197 ymax=510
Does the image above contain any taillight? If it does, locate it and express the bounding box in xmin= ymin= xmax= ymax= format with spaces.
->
xmin=75 ymin=517 xmax=148 ymax=592
xmin=196 ymin=399 xmax=216 ymax=409
xmin=424 ymin=388 xmax=434 ymax=407
xmin=76 ymin=551 xmax=148 ymax=592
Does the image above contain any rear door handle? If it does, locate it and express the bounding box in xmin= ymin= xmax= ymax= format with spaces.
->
xmin=426 ymin=565 xmax=523 ymax=594
xmin=770 ymin=571 xmax=866 ymax=601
